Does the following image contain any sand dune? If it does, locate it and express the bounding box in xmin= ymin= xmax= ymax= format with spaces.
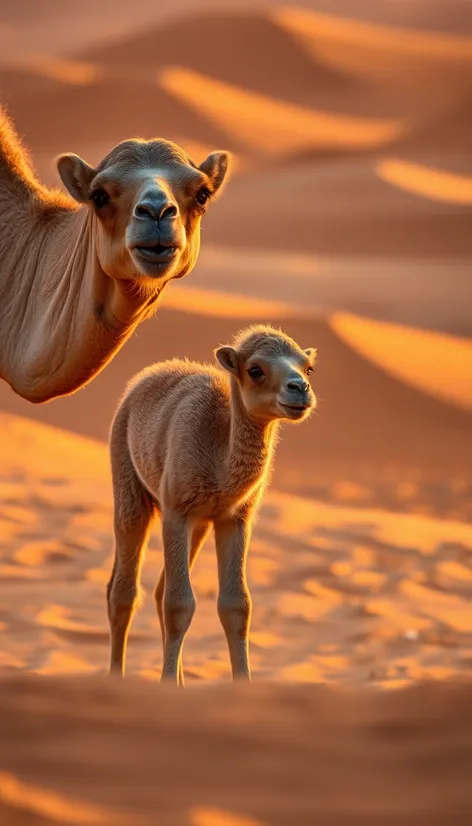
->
xmin=1 ymin=2 xmax=470 ymax=267
xmin=203 ymin=157 xmax=472 ymax=256
xmin=4 ymin=76 xmax=235 ymax=157
xmin=0 ymin=66 xmax=68 ymax=108
xmin=4 ymin=3 xmax=468 ymax=164
xmin=20 ymin=58 xmax=100 ymax=86
xmin=76 ymin=8 xmax=442 ymax=123
xmin=1 ymin=0 xmax=306 ymax=66
xmin=81 ymin=10 xmax=347 ymax=112
xmin=331 ymin=312 xmax=472 ymax=412
xmin=163 ymin=285 xmax=307 ymax=319
xmin=160 ymin=66 xmax=406 ymax=156
xmin=274 ymin=6 xmax=472 ymax=80
xmin=393 ymin=99 xmax=472 ymax=173
xmin=376 ymin=157 xmax=472 ymax=204
xmin=178 ymin=246 xmax=472 ymax=336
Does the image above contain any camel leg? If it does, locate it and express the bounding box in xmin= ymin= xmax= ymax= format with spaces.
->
xmin=160 ymin=511 xmax=195 ymax=684
xmin=155 ymin=521 xmax=210 ymax=686
xmin=214 ymin=515 xmax=252 ymax=681
xmin=107 ymin=412 xmax=155 ymax=677
xmin=107 ymin=498 xmax=154 ymax=676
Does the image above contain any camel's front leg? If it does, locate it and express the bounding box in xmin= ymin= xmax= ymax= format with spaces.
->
xmin=161 ymin=511 xmax=195 ymax=684
xmin=214 ymin=515 xmax=252 ymax=681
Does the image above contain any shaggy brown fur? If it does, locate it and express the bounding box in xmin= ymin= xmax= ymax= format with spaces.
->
xmin=0 ymin=109 xmax=230 ymax=402
xmin=107 ymin=325 xmax=317 ymax=684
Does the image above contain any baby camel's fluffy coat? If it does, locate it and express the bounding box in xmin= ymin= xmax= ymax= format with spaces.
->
xmin=115 ymin=359 xmax=275 ymax=521
xmin=108 ymin=325 xmax=316 ymax=684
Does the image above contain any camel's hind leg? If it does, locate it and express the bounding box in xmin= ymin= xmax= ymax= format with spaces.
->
xmin=155 ymin=521 xmax=210 ymax=686
xmin=107 ymin=410 xmax=155 ymax=676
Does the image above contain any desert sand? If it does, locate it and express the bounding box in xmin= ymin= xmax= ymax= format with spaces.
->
xmin=2 ymin=676 xmax=472 ymax=826
xmin=2 ymin=412 xmax=472 ymax=824
xmin=1 ymin=1 xmax=472 ymax=822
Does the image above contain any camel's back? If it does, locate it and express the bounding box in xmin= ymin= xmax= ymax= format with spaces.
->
xmin=123 ymin=359 xmax=227 ymax=415
xmin=120 ymin=359 xmax=230 ymax=491
xmin=125 ymin=359 xmax=205 ymax=402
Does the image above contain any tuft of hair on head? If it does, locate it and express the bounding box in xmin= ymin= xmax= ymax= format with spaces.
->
xmin=95 ymin=137 xmax=191 ymax=174
xmin=232 ymin=323 xmax=288 ymax=350
xmin=214 ymin=324 xmax=317 ymax=375
xmin=233 ymin=324 xmax=314 ymax=361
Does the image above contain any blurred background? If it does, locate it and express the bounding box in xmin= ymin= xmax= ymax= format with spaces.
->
xmin=1 ymin=0 xmax=472 ymax=517
xmin=1 ymin=0 xmax=472 ymax=691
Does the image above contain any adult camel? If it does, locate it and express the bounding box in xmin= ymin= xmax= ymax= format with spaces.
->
xmin=0 ymin=109 xmax=231 ymax=403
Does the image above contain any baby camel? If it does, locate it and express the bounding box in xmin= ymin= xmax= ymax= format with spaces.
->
xmin=107 ymin=325 xmax=316 ymax=684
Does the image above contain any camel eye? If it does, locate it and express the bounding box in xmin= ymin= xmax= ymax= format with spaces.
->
xmin=196 ymin=188 xmax=211 ymax=206
xmin=90 ymin=188 xmax=110 ymax=209
xmin=306 ymin=366 xmax=313 ymax=376
xmin=248 ymin=365 xmax=264 ymax=380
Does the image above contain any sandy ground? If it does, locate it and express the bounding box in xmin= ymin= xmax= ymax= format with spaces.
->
xmin=2 ymin=410 xmax=472 ymax=686
xmin=2 ymin=676 xmax=472 ymax=826
xmin=2 ymin=413 xmax=472 ymax=825
xmin=1 ymin=1 xmax=472 ymax=821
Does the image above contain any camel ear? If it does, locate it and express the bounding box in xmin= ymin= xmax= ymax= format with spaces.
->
xmin=56 ymin=153 xmax=96 ymax=204
xmin=305 ymin=348 xmax=317 ymax=366
xmin=215 ymin=346 xmax=239 ymax=374
xmin=199 ymin=151 xmax=232 ymax=194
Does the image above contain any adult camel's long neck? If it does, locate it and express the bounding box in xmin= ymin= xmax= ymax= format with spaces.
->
xmin=224 ymin=379 xmax=279 ymax=500
xmin=0 ymin=118 xmax=156 ymax=402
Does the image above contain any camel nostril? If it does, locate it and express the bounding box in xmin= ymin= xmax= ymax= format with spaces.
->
xmin=134 ymin=203 xmax=154 ymax=219
xmin=287 ymin=379 xmax=309 ymax=394
xmin=134 ymin=200 xmax=178 ymax=221
xmin=160 ymin=203 xmax=178 ymax=220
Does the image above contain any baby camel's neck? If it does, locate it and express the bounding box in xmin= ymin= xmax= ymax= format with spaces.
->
xmin=224 ymin=378 xmax=278 ymax=500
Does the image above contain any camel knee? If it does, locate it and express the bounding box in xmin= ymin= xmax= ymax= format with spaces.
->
xmin=218 ymin=591 xmax=251 ymax=638
xmin=164 ymin=589 xmax=195 ymax=641
xmin=107 ymin=571 xmax=140 ymax=623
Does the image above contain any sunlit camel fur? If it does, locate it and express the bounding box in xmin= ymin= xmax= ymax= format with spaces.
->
xmin=0 ymin=109 xmax=230 ymax=402
xmin=107 ymin=325 xmax=317 ymax=684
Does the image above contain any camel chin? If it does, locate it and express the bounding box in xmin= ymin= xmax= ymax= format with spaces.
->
xmin=129 ymin=247 xmax=181 ymax=282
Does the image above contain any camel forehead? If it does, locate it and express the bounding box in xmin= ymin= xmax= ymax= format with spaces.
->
xmin=99 ymin=138 xmax=195 ymax=169
xmin=95 ymin=139 xmax=203 ymax=185
xmin=239 ymin=333 xmax=304 ymax=363
xmin=249 ymin=347 xmax=306 ymax=370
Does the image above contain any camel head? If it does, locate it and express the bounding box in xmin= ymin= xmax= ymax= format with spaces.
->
xmin=215 ymin=325 xmax=317 ymax=424
xmin=57 ymin=139 xmax=231 ymax=286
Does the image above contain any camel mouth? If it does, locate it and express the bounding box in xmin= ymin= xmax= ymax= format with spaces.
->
xmin=132 ymin=244 xmax=179 ymax=264
xmin=278 ymin=402 xmax=311 ymax=419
